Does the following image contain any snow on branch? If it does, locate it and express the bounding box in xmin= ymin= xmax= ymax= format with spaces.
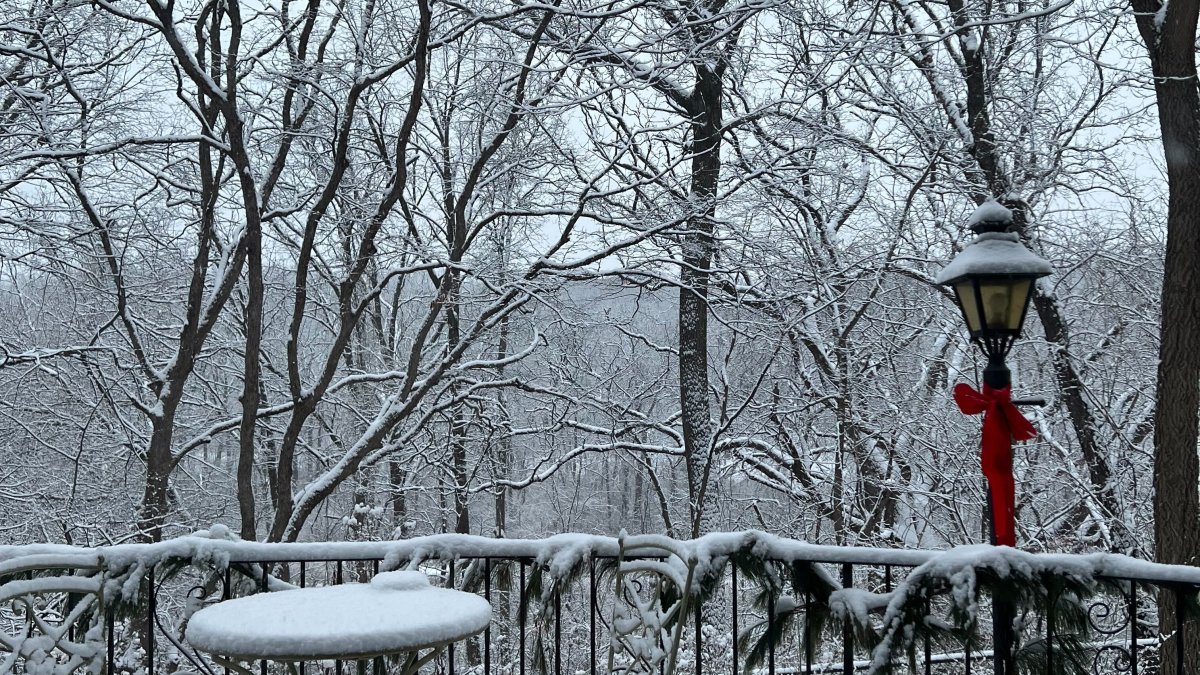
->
xmin=0 ymin=346 xmax=116 ymax=370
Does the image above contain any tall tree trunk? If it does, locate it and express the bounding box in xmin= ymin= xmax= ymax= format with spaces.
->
xmin=446 ymin=222 xmax=469 ymax=535
xmin=1130 ymin=0 xmax=1200 ymax=670
xmin=447 ymin=244 xmax=469 ymax=534
xmin=237 ymin=312 xmax=262 ymax=541
xmin=222 ymin=11 xmax=267 ymax=541
xmin=680 ymin=66 xmax=722 ymax=538
xmin=492 ymin=228 xmax=512 ymax=544
xmin=138 ymin=415 xmax=177 ymax=542
xmin=492 ymin=306 xmax=513 ymax=626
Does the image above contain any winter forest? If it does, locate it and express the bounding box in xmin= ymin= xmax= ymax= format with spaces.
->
xmin=5 ymin=0 xmax=1200 ymax=598
xmin=13 ymin=0 xmax=1200 ymax=668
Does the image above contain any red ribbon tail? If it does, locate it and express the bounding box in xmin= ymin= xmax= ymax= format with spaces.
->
xmin=989 ymin=471 xmax=1016 ymax=547
xmin=1004 ymin=404 xmax=1038 ymax=442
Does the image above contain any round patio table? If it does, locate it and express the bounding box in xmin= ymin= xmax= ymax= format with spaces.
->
xmin=186 ymin=570 xmax=491 ymax=675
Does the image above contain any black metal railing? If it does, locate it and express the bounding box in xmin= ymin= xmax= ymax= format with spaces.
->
xmin=144 ymin=558 xmax=1181 ymax=674
xmin=1 ymin=536 xmax=1195 ymax=675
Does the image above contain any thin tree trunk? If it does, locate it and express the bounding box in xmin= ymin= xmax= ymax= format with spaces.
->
xmin=391 ymin=458 xmax=409 ymax=537
xmin=452 ymin=404 xmax=470 ymax=534
xmin=492 ymin=308 xmax=513 ymax=633
xmin=448 ymin=274 xmax=469 ymax=536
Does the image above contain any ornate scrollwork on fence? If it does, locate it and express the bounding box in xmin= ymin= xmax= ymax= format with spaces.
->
xmin=1091 ymin=643 xmax=1134 ymax=675
xmin=1086 ymin=594 xmax=1131 ymax=636
xmin=1083 ymin=586 xmax=1146 ymax=675
xmin=0 ymin=554 xmax=104 ymax=674
xmin=606 ymin=533 xmax=697 ymax=675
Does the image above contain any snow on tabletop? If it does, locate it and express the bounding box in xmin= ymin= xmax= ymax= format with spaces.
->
xmin=185 ymin=571 xmax=491 ymax=660
xmin=934 ymin=232 xmax=1052 ymax=284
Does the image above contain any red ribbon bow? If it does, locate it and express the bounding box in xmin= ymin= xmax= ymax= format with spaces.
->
xmin=953 ymin=382 xmax=1037 ymax=547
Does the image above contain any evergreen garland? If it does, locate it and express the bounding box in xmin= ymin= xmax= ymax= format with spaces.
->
xmin=730 ymin=544 xmax=837 ymax=674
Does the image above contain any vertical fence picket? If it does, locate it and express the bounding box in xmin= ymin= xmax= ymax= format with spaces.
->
xmin=106 ymin=608 xmax=115 ymax=675
xmin=923 ymin=639 xmax=931 ymax=675
xmin=336 ymin=561 xmax=343 ymax=675
xmin=1176 ymin=588 xmax=1185 ymax=675
xmin=1046 ymin=588 xmax=1054 ymax=675
xmin=374 ymin=559 xmax=385 ymax=675
xmin=1129 ymin=583 xmax=1138 ymax=675
xmin=520 ymin=561 xmax=527 ymax=675
xmin=260 ymin=564 xmax=268 ymax=675
xmin=485 ymin=558 xmax=492 ymax=675
xmin=295 ymin=562 xmax=305 ymax=675
xmin=804 ymin=591 xmax=812 ymax=675
xmin=554 ymin=586 xmax=562 ymax=675
xmin=222 ymin=567 xmax=230 ymax=675
xmin=589 ymin=558 xmax=596 ymax=675
xmin=147 ymin=564 xmax=155 ymax=675
xmin=767 ymin=590 xmax=775 ymax=675
xmin=924 ymin=599 xmax=931 ymax=675
xmin=841 ymin=563 xmax=853 ymax=675
xmin=731 ymin=564 xmax=739 ymax=675
xmin=449 ymin=559 xmax=456 ymax=675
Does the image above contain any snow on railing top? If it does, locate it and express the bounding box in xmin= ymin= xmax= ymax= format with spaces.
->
xmin=2 ymin=527 xmax=1198 ymax=587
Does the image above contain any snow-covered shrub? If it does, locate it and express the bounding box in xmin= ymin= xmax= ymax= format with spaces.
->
xmin=727 ymin=544 xmax=838 ymax=674
xmin=829 ymin=545 xmax=1128 ymax=674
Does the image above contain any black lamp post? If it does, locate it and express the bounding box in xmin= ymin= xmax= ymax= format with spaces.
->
xmin=936 ymin=200 xmax=1052 ymax=391
xmin=936 ymin=199 xmax=1051 ymax=675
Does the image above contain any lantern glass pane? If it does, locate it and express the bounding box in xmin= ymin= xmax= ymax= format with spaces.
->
xmin=978 ymin=282 xmax=1013 ymax=330
xmin=954 ymin=281 xmax=983 ymax=333
xmin=1006 ymin=279 xmax=1032 ymax=329
xmin=976 ymin=279 xmax=1032 ymax=331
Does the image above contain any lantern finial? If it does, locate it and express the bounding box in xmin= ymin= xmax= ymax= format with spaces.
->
xmin=968 ymin=198 xmax=1013 ymax=234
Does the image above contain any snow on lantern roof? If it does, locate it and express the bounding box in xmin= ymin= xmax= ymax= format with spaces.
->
xmin=967 ymin=198 xmax=1013 ymax=229
xmin=935 ymin=232 xmax=1053 ymax=284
